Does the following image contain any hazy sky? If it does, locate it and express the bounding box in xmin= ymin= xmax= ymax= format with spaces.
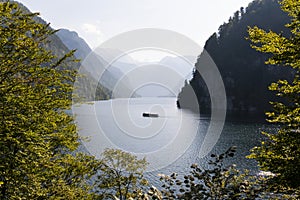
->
xmin=18 ymin=0 xmax=253 ymax=50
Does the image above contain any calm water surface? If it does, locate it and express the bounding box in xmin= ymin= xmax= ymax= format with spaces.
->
xmin=74 ymin=97 xmax=273 ymax=186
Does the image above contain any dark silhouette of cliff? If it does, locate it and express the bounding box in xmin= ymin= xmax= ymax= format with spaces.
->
xmin=177 ymin=0 xmax=294 ymax=121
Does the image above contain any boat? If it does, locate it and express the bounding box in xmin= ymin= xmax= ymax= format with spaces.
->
xmin=142 ymin=113 xmax=159 ymax=118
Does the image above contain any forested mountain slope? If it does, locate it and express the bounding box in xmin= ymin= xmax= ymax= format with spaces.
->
xmin=177 ymin=0 xmax=293 ymax=121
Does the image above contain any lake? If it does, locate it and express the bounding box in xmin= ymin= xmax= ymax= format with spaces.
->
xmin=73 ymin=97 xmax=272 ymax=185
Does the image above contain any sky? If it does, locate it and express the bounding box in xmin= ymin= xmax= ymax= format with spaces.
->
xmin=17 ymin=0 xmax=254 ymax=51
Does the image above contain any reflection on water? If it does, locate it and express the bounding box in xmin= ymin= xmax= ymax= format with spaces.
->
xmin=74 ymin=98 xmax=273 ymax=186
xmin=147 ymin=120 xmax=273 ymax=187
xmin=74 ymin=98 xmax=200 ymax=171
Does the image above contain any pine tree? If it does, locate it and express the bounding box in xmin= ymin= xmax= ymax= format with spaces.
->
xmin=248 ymin=0 xmax=300 ymax=190
xmin=0 ymin=2 xmax=98 ymax=199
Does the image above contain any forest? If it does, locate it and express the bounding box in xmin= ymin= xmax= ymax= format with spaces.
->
xmin=178 ymin=0 xmax=294 ymax=121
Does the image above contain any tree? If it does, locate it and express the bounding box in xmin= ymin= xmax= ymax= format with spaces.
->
xmin=95 ymin=148 xmax=149 ymax=200
xmin=0 ymin=2 xmax=98 ymax=199
xmin=248 ymin=0 xmax=300 ymax=190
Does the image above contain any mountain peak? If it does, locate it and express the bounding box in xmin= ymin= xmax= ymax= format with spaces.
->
xmin=56 ymin=28 xmax=92 ymax=59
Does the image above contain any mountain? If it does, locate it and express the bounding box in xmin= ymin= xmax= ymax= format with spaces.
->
xmin=159 ymin=56 xmax=194 ymax=93
xmin=56 ymin=29 xmax=92 ymax=60
xmin=177 ymin=0 xmax=293 ymax=121
xmin=56 ymin=29 xmax=199 ymax=98
xmin=56 ymin=29 xmax=137 ymax=98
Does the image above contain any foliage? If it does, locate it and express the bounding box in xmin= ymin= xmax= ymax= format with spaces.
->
xmin=95 ymin=148 xmax=149 ymax=200
xmin=0 ymin=2 xmax=98 ymax=199
xmin=155 ymin=147 xmax=263 ymax=199
xmin=153 ymin=147 xmax=300 ymax=199
xmin=247 ymin=0 xmax=300 ymax=192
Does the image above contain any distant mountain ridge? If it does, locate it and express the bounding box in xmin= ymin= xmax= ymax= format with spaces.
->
xmin=56 ymin=29 xmax=92 ymax=60
xmin=56 ymin=29 xmax=138 ymax=98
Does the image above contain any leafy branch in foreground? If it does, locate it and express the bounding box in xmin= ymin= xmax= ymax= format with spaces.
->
xmin=152 ymin=147 xmax=299 ymax=199
xmin=156 ymin=147 xmax=261 ymax=199
xmin=247 ymin=0 xmax=300 ymax=192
